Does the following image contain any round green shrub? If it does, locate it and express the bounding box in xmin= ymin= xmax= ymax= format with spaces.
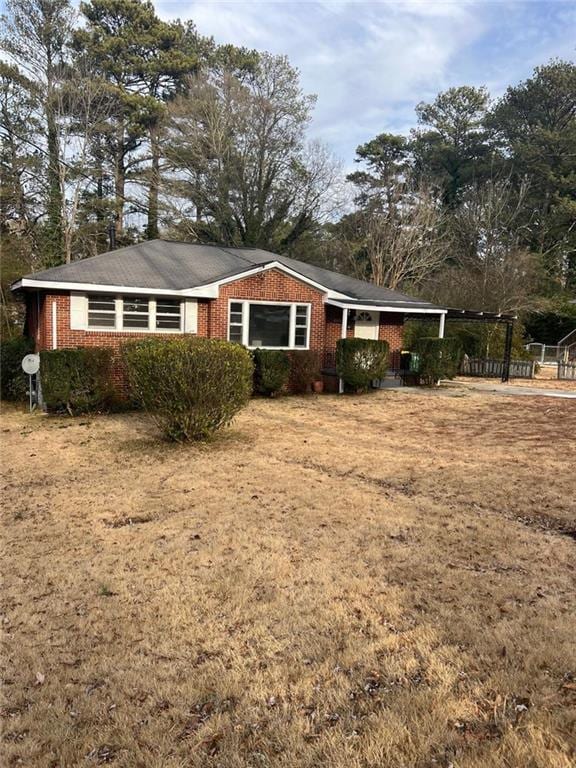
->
xmin=123 ymin=337 xmax=253 ymax=441
xmin=413 ymin=337 xmax=462 ymax=384
xmin=253 ymin=349 xmax=290 ymax=396
xmin=0 ymin=336 xmax=35 ymax=401
xmin=336 ymin=338 xmax=389 ymax=392
xmin=289 ymin=350 xmax=321 ymax=393
xmin=40 ymin=347 xmax=115 ymax=415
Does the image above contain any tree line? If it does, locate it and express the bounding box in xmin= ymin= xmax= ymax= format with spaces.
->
xmin=327 ymin=68 xmax=576 ymax=320
xmin=1 ymin=0 xmax=575 ymax=336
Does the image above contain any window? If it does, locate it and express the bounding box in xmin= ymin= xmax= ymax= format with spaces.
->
xmin=123 ymin=296 xmax=149 ymax=329
xmin=294 ymin=305 xmax=309 ymax=347
xmin=81 ymin=295 xmax=190 ymax=333
xmin=156 ymin=299 xmax=181 ymax=330
xmin=228 ymin=301 xmax=310 ymax=349
xmin=229 ymin=302 xmax=244 ymax=343
xmin=88 ymin=294 xmax=116 ymax=328
xmin=249 ymin=304 xmax=290 ymax=347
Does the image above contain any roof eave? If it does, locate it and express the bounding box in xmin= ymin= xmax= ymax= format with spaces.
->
xmin=12 ymin=277 xmax=219 ymax=298
xmin=11 ymin=260 xmax=353 ymax=301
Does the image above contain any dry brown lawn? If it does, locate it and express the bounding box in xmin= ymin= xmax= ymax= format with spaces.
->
xmin=457 ymin=366 xmax=576 ymax=393
xmin=1 ymin=389 xmax=575 ymax=768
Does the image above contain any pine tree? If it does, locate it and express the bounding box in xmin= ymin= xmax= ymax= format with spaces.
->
xmin=74 ymin=0 xmax=201 ymax=240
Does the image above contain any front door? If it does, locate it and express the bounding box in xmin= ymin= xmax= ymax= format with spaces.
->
xmin=354 ymin=310 xmax=379 ymax=340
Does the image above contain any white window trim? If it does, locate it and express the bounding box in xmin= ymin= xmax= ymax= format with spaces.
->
xmin=121 ymin=296 xmax=152 ymax=331
xmin=155 ymin=298 xmax=182 ymax=331
xmin=82 ymin=294 xmax=188 ymax=334
xmin=227 ymin=299 xmax=312 ymax=350
xmin=85 ymin=294 xmax=117 ymax=330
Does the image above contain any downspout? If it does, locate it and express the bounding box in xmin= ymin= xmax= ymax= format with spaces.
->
xmin=438 ymin=312 xmax=446 ymax=339
xmin=36 ymin=292 xmax=41 ymax=348
xmin=339 ymin=307 xmax=348 ymax=394
xmin=51 ymin=300 xmax=57 ymax=350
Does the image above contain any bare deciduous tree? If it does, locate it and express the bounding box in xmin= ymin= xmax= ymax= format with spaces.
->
xmin=360 ymin=184 xmax=449 ymax=290
xmin=53 ymin=69 xmax=113 ymax=262
xmin=337 ymin=180 xmax=450 ymax=291
xmin=163 ymin=54 xmax=343 ymax=250
xmin=423 ymin=179 xmax=544 ymax=313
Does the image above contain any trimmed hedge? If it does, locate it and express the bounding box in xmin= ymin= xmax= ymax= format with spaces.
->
xmin=123 ymin=337 xmax=253 ymax=441
xmin=0 ymin=336 xmax=34 ymax=401
xmin=336 ymin=338 xmax=389 ymax=392
xmin=253 ymin=349 xmax=290 ymax=396
xmin=413 ymin=337 xmax=462 ymax=384
xmin=40 ymin=347 xmax=114 ymax=415
xmin=289 ymin=350 xmax=321 ymax=394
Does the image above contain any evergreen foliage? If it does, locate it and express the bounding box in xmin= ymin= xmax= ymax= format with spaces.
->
xmin=40 ymin=347 xmax=114 ymax=414
xmin=122 ymin=337 xmax=253 ymax=441
xmin=413 ymin=337 xmax=462 ymax=385
xmin=0 ymin=336 xmax=34 ymax=400
xmin=0 ymin=0 xmax=574 ymax=334
xmin=336 ymin=338 xmax=389 ymax=392
xmin=252 ymin=349 xmax=291 ymax=396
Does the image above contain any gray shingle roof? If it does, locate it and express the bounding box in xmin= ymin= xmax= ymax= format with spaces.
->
xmin=17 ymin=239 xmax=441 ymax=310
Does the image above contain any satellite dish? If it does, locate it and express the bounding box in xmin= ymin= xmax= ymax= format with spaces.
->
xmin=22 ymin=353 xmax=40 ymax=375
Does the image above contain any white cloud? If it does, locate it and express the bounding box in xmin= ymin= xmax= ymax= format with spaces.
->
xmin=155 ymin=1 xmax=575 ymax=164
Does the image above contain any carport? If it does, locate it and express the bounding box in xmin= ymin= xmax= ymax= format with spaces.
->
xmin=405 ymin=308 xmax=517 ymax=383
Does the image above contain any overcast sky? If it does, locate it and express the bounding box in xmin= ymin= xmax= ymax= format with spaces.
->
xmin=156 ymin=0 xmax=575 ymax=165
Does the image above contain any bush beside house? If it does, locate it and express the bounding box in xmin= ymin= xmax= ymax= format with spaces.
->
xmin=252 ymin=349 xmax=291 ymax=396
xmin=414 ymin=337 xmax=462 ymax=384
xmin=0 ymin=336 xmax=34 ymax=401
xmin=336 ymin=338 xmax=389 ymax=392
xmin=123 ymin=337 xmax=253 ymax=441
xmin=40 ymin=348 xmax=115 ymax=415
xmin=404 ymin=319 xmax=530 ymax=361
xmin=289 ymin=350 xmax=322 ymax=394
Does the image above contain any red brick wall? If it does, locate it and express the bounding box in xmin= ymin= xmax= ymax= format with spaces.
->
xmin=323 ymin=307 xmax=404 ymax=359
xmin=379 ymin=312 xmax=404 ymax=370
xmin=379 ymin=312 xmax=404 ymax=348
xmin=28 ymin=293 xmax=211 ymax=352
xmin=209 ymin=269 xmax=326 ymax=350
xmin=26 ymin=273 xmax=406 ymax=390
xmin=30 ymin=293 xmax=206 ymax=391
xmin=324 ymin=304 xmax=343 ymax=361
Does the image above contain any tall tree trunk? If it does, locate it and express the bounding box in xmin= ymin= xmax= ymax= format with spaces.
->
xmin=45 ymin=97 xmax=64 ymax=265
xmin=114 ymin=124 xmax=125 ymax=242
xmin=146 ymin=123 xmax=160 ymax=239
xmin=93 ymin=140 xmax=108 ymax=254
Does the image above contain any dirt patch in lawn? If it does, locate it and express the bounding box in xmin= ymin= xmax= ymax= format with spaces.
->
xmin=1 ymin=390 xmax=575 ymax=767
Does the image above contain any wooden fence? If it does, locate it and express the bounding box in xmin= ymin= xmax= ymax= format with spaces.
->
xmin=558 ymin=361 xmax=576 ymax=380
xmin=460 ymin=358 xmax=536 ymax=379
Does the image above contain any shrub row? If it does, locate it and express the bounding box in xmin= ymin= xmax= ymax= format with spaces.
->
xmin=254 ymin=340 xmax=391 ymax=396
xmin=40 ymin=347 xmax=115 ymax=415
xmin=21 ymin=336 xmax=395 ymax=442
xmin=253 ymin=349 xmax=322 ymax=396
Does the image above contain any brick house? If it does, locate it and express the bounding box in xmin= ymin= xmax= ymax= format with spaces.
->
xmin=12 ymin=240 xmax=446 ymax=390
